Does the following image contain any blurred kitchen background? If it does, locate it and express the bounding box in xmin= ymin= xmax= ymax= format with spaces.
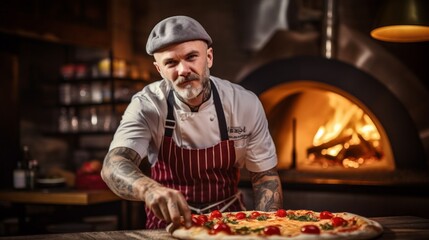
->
xmin=1 ymin=0 xmax=429 ymax=236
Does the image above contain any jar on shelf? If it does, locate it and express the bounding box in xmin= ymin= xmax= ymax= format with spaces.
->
xmin=97 ymin=58 xmax=128 ymax=78
xmin=91 ymin=82 xmax=103 ymax=103
xmin=69 ymin=108 xmax=79 ymax=132
xmin=74 ymin=64 xmax=87 ymax=79
xmin=60 ymin=64 xmax=75 ymax=79
xmin=59 ymin=84 xmax=72 ymax=105
xmin=78 ymin=84 xmax=92 ymax=103
xmin=90 ymin=107 xmax=99 ymax=131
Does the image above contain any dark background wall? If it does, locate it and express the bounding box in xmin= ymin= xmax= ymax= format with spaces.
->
xmin=128 ymin=0 xmax=429 ymax=88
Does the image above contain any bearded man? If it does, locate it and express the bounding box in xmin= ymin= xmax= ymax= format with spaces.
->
xmin=101 ymin=15 xmax=283 ymax=230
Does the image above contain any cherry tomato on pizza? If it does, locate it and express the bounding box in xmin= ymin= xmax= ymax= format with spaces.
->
xmin=209 ymin=210 xmax=222 ymax=219
xmin=301 ymin=224 xmax=321 ymax=234
xmin=263 ymin=226 xmax=281 ymax=236
xmin=275 ymin=209 xmax=287 ymax=217
xmin=235 ymin=212 xmax=247 ymax=220
xmin=250 ymin=211 xmax=261 ymax=219
xmin=320 ymin=211 xmax=334 ymax=219
xmin=191 ymin=215 xmax=204 ymax=226
xmin=331 ymin=216 xmax=348 ymax=227
xmin=210 ymin=222 xmax=231 ymax=234
xmin=198 ymin=214 xmax=208 ymax=224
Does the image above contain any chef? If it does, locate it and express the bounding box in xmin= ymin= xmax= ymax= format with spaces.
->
xmin=101 ymin=15 xmax=283 ymax=230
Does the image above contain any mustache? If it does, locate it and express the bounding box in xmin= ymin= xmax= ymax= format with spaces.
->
xmin=176 ymin=73 xmax=200 ymax=84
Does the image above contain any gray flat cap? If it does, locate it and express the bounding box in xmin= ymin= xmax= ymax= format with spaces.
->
xmin=146 ymin=16 xmax=212 ymax=55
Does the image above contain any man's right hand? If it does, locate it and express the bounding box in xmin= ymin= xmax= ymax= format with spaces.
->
xmin=144 ymin=185 xmax=192 ymax=230
xmin=101 ymin=147 xmax=192 ymax=229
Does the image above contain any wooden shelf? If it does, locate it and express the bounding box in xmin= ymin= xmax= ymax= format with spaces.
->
xmin=58 ymin=77 xmax=149 ymax=84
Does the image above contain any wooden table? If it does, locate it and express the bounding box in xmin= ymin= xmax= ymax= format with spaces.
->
xmin=0 ymin=216 xmax=428 ymax=239
xmin=0 ymin=189 xmax=125 ymax=234
xmin=0 ymin=189 xmax=121 ymax=205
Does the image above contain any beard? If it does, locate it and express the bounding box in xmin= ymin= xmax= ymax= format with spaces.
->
xmin=170 ymin=66 xmax=210 ymax=101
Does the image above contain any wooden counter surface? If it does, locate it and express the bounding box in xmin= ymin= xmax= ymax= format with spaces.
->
xmin=0 ymin=189 xmax=120 ymax=205
xmin=0 ymin=189 xmax=128 ymax=234
xmin=1 ymin=216 xmax=428 ymax=239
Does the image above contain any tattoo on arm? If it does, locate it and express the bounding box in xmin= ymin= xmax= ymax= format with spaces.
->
xmin=250 ymin=168 xmax=283 ymax=211
xmin=102 ymin=147 xmax=158 ymax=200
xmin=106 ymin=147 xmax=142 ymax=165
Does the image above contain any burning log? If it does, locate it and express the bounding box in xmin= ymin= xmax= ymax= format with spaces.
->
xmin=342 ymin=134 xmax=383 ymax=160
xmin=306 ymin=133 xmax=383 ymax=168
xmin=307 ymin=135 xmax=352 ymax=157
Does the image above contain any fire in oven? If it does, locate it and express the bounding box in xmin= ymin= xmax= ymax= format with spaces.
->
xmin=239 ymin=56 xmax=427 ymax=173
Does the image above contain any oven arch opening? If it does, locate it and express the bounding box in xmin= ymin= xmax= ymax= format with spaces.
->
xmin=239 ymin=56 xmax=427 ymax=170
xmin=260 ymin=81 xmax=394 ymax=172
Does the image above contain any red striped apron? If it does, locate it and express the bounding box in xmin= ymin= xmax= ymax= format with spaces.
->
xmin=145 ymin=81 xmax=244 ymax=229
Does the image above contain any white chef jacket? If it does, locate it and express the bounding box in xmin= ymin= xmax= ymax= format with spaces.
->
xmin=109 ymin=76 xmax=277 ymax=172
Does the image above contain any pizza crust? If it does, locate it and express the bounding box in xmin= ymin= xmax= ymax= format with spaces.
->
xmin=171 ymin=210 xmax=383 ymax=240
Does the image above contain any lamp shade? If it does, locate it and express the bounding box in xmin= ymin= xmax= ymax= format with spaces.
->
xmin=370 ymin=0 xmax=429 ymax=42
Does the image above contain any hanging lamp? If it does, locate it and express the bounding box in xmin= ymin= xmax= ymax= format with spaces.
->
xmin=370 ymin=0 xmax=429 ymax=42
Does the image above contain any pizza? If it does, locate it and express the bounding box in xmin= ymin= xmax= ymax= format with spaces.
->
xmin=169 ymin=209 xmax=383 ymax=240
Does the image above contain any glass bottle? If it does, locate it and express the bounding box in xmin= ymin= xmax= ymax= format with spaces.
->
xmin=21 ymin=145 xmax=38 ymax=190
xmin=13 ymin=160 xmax=26 ymax=189
xmin=59 ymin=107 xmax=70 ymax=133
xmin=79 ymin=84 xmax=91 ymax=103
xmin=91 ymin=82 xmax=103 ymax=103
xmin=69 ymin=108 xmax=79 ymax=132
xmin=27 ymin=158 xmax=39 ymax=190
xmin=90 ymin=107 xmax=98 ymax=131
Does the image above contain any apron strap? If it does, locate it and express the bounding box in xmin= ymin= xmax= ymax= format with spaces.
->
xmin=165 ymin=79 xmax=229 ymax=140
xmin=165 ymin=91 xmax=176 ymax=137
xmin=188 ymin=190 xmax=244 ymax=214
xmin=211 ymin=81 xmax=229 ymax=141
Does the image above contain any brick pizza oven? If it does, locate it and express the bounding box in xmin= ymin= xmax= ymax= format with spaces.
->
xmin=237 ymin=50 xmax=429 ymax=219
xmin=235 ymin=1 xmax=429 ymax=217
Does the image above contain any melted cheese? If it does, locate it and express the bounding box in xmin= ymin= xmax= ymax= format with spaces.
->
xmin=221 ymin=210 xmax=369 ymax=237
xmin=173 ymin=210 xmax=380 ymax=239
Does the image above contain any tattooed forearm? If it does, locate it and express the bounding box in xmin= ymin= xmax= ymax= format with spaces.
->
xmin=250 ymin=167 xmax=283 ymax=211
xmin=101 ymin=147 xmax=161 ymax=201
xmin=105 ymin=147 xmax=142 ymax=165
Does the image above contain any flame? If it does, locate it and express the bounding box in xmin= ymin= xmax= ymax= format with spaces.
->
xmin=313 ymin=93 xmax=379 ymax=146
xmin=309 ymin=92 xmax=383 ymax=168
xmin=324 ymin=144 xmax=343 ymax=157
